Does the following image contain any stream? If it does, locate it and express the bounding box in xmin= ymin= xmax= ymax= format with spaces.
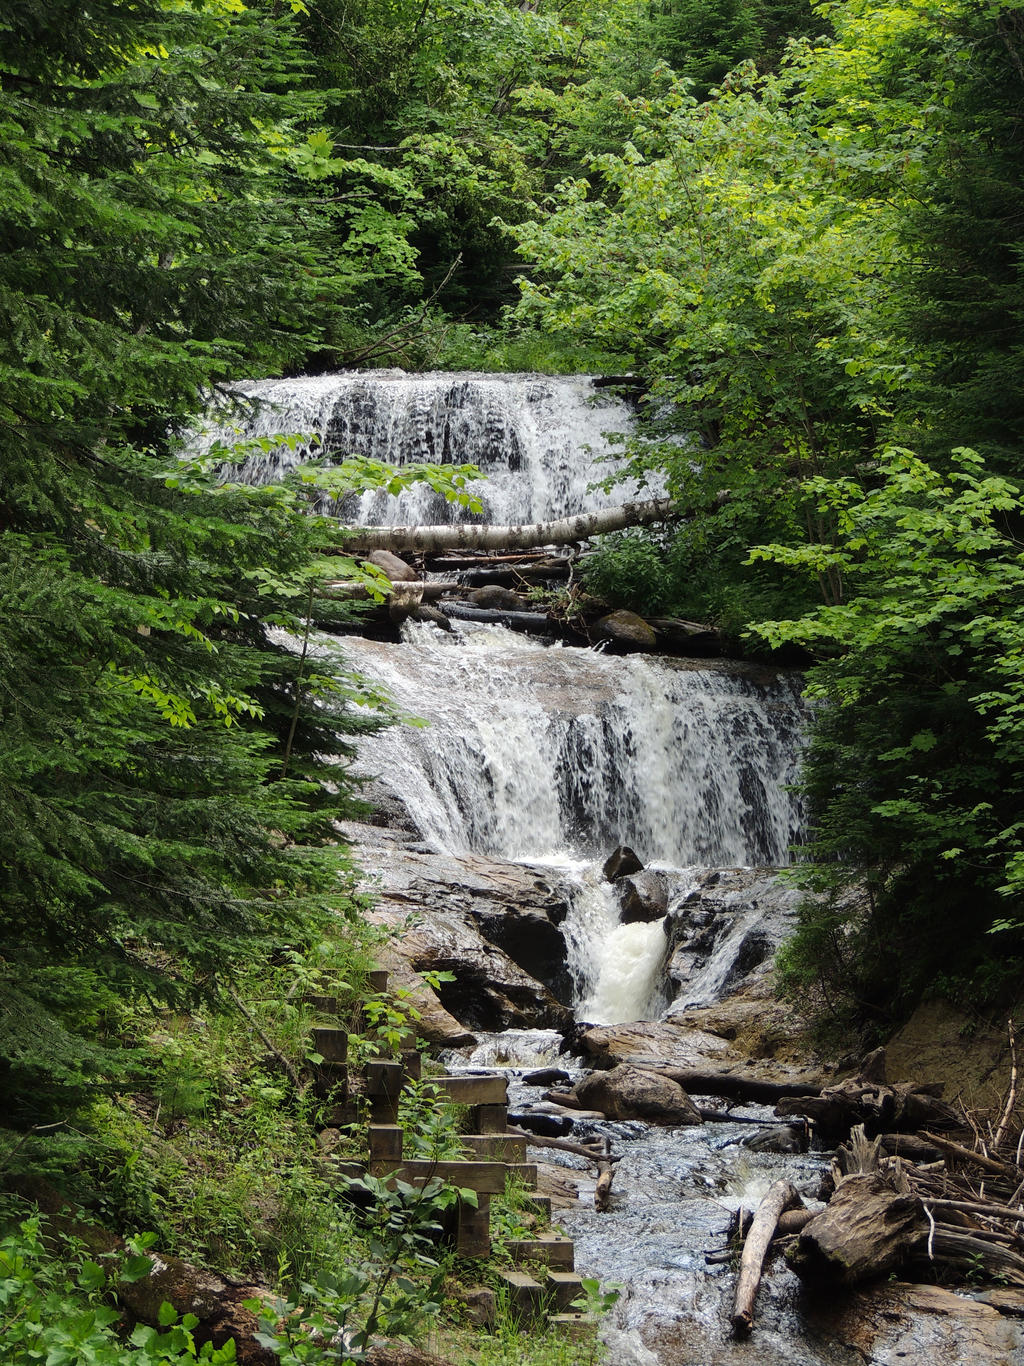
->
xmin=206 ymin=372 xmax=1022 ymax=1366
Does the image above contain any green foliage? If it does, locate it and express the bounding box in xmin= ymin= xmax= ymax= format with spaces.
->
xmin=752 ymin=447 xmax=1024 ymax=1016
xmin=398 ymin=1079 xmax=468 ymax=1160
xmin=247 ymin=1173 xmax=452 ymax=1359
xmin=0 ymin=1216 xmax=233 ymax=1365
xmin=502 ymin=0 xmax=1024 ymax=1019
xmin=0 ymin=0 xmax=399 ymax=1127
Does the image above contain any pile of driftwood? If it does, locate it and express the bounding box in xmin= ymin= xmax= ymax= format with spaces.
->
xmin=729 ymin=1034 xmax=1024 ymax=1337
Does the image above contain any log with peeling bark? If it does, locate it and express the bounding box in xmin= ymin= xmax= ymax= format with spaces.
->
xmin=731 ymin=1180 xmax=800 ymax=1337
xmin=337 ymin=497 xmax=676 ymax=554
xmin=322 ymin=579 xmax=455 ymax=602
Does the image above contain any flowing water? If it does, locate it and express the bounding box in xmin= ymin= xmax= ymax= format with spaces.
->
xmin=195 ymin=370 xmax=651 ymax=523
xmin=205 ymin=373 xmax=983 ymax=1365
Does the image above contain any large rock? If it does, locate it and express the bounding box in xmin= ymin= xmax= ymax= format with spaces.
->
xmin=573 ymin=1064 xmax=702 ymax=1125
xmin=345 ymin=823 xmax=572 ymax=1021
xmin=367 ymin=550 xmax=418 ymax=582
xmin=617 ymin=870 xmax=668 ymax=924
xmin=602 ymin=845 xmax=644 ymax=881
xmin=593 ymin=609 xmax=657 ymax=649
xmin=373 ymin=951 xmax=477 ymax=1049
xmin=118 ymin=1252 xmax=274 ymax=1366
xmin=468 ymin=584 xmax=527 ymax=610
xmin=805 ymin=1282 xmax=1024 ymax=1365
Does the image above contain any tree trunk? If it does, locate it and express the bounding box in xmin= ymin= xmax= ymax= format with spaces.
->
xmin=338 ymin=497 xmax=675 ymax=554
xmin=731 ymin=1180 xmax=800 ymax=1336
xmin=787 ymin=1173 xmax=926 ymax=1286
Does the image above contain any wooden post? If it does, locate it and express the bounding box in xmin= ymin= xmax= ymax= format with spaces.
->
xmin=367 ymin=1060 xmax=404 ymax=1125
xmin=456 ymin=1193 xmax=492 ymax=1258
xmin=312 ymin=1028 xmax=348 ymax=1063
xmin=476 ymin=1104 xmax=509 ymax=1134
xmin=368 ymin=1125 xmax=404 ymax=1164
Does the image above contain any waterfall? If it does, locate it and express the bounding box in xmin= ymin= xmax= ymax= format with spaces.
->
xmin=195 ymin=370 xmax=653 ymax=524
xmin=332 ymin=627 xmax=805 ymax=868
xmin=204 ymin=370 xmax=807 ymax=1024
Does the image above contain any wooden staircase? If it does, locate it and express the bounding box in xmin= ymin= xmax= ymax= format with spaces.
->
xmin=305 ymin=968 xmax=590 ymax=1328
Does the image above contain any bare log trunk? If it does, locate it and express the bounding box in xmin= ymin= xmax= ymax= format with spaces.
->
xmin=788 ymin=1173 xmax=926 ymax=1286
xmin=338 ymin=497 xmax=675 ymax=554
xmin=595 ymin=1137 xmax=615 ymax=1213
xmin=643 ymin=1066 xmax=822 ymax=1106
xmin=731 ymin=1180 xmax=800 ymax=1337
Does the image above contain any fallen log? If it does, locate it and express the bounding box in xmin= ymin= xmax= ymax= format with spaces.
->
xmin=920 ymin=1131 xmax=1021 ymax=1179
xmin=440 ymin=603 xmax=557 ymax=634
xmin=879 ymin=1133 xmax=944 ymax=1164
xmin=506 ymin=1126 xmax=618 ymax=1164
xmin=338 ymin=497 xmax=676 ymax=555
xmin=924 ymin=1229 xmax=1024 ymax=1286
xmin=322 ymin=579 xmax=455 ymax=602
xmin=787 ymin=1173 xmax=926 ymax=1286
xmin=777 ymin=1080 xmax=959 ymax=1140
xmin=643 ymin=1066 xmax=822 ymax=1106
xmin=731 ymin=1180 xmax=800 ymax=1337
xmin=595 ymin=1136 xmax=616 ymax=1214
xmin=776 ymin=1208 xmax=816 ymax=1237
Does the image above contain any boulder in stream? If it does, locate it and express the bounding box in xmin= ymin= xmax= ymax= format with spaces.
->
xmin=617 ymin=870 xmax=668 ymax=924
xmin=593 ymin=609 xmax=658 ymax=649
xmin=573 ymin=1064 xmax=702 ymax=1125
xmin=468 ymin=584 xmax=528 ymax=610
xmin=367 ymin=549 xmax=418 ymax=582
xmin=602 ymin=845 xmax=644 ymax=881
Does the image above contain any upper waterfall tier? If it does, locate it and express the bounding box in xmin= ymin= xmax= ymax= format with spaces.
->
xmin=198 ymin=371 xmax=652 ymax=525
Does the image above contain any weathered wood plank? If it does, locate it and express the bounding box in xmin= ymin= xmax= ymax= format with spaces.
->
xmin=433 ymin=1074 xmax=508 ymax=1106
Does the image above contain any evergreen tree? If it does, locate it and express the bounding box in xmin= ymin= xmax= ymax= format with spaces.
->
xmin=0 ymin=0 xmax=379 ymax=1123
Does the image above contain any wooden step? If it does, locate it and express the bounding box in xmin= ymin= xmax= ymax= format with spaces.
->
xmin=312 ymin=1027 xmax=348 ymax=1063
xmin=506 ymin=1234 xmax=575 ymax=1269
xmin=432 ymin=1074 xmax=507 ymax=1106
xmin=545 ymin=1270 xmax=585 ymax=1312
xmin=547 ymin=1312 xmax=598 ymax=1343
xmin=459 ymin=1133 xmax=528 ymax=1162
xmin=367 ymin=968 xmax=390 ymax=993
xmin=303 ymin=993 xmax=341 ymax=1016
xmin=496 ymin=1268 xmax=544 ymax=1322
xmin=506 ymin=1162 xmax=539 ymax=1190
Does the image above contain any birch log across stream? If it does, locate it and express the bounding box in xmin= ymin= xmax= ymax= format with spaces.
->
xmin=199 ymin=371 xmax=1024 ymax=1366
